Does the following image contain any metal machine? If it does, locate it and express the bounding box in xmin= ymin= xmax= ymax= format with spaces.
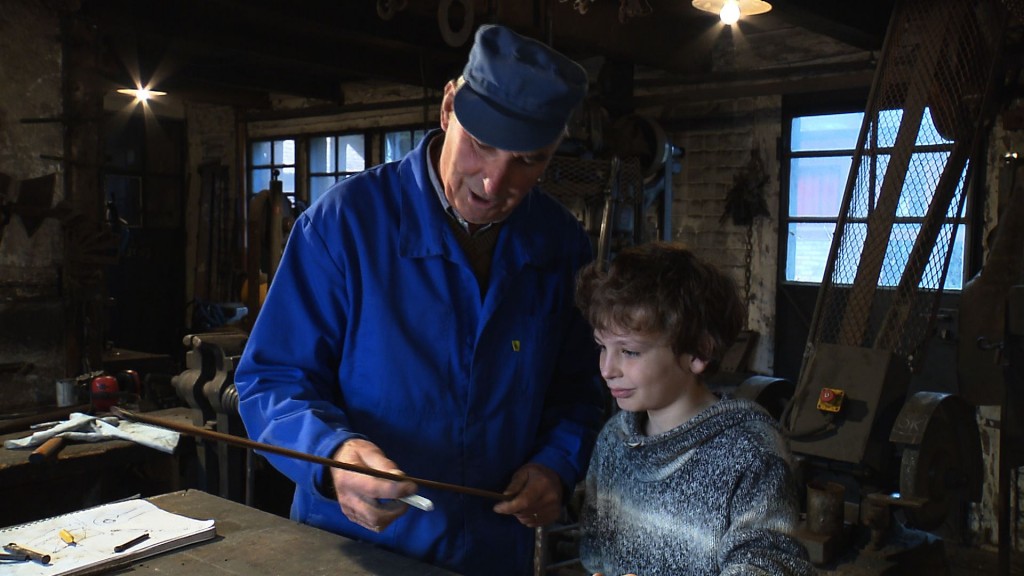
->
xmin=782 ymin=0 xmax=1021 ymax=571
xmin=170 ymin=331 xmax=249 ymax=503
xmin=543 ymin=112 xmax=682 ymax=263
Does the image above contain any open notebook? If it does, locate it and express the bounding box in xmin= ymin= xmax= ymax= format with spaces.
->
xmin=0 ymin=497 xmax=216 ymax=576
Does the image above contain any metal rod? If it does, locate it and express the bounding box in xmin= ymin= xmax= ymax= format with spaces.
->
xmin=0 ymin=403 xmax=93 ymax=436
xmin=112 ymin=407 xmax=509 ymax=501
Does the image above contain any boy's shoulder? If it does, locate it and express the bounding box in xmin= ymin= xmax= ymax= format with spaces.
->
xmin=703 ymin=398 xmax=786 ymax=449
xmin=707 ymin=396 xmax=778 ymax=428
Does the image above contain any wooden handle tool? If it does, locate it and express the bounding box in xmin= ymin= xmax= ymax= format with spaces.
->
xmin=29 ymin=436 xmax=66 ymax=464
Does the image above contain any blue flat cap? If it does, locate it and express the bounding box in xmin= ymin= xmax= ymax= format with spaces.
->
xmin=454 ymin=24 xmax=587 ymax=152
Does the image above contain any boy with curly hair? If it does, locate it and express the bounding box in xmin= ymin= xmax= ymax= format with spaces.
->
xmin=575 ymin=242 xmax=815 ymax=576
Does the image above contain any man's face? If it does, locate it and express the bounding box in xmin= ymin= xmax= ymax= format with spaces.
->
xmin=436 ymin=81 xmax=560 ymax=229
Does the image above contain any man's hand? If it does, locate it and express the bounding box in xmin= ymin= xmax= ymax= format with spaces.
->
xmin=492 ymin=462 xmax=563 ymax=528
xmin=329 ymin=438 xmax=418 ymax=532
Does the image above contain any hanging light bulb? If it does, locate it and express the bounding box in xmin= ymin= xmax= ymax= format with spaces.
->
xmin=116 ymin=86 xmax=167 ymax=102
xmin=720 ymin=0 xmax=740 ymax=24
xmin=692 ymin=0 xmax=772 ymax=24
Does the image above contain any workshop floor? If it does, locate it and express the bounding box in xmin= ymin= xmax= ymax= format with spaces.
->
xmin=945 ymin=543 xmax=1024 ymax=575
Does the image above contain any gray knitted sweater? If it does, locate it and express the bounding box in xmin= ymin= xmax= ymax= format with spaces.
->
xmin=579 ymin=397 xmax=817 ymax=576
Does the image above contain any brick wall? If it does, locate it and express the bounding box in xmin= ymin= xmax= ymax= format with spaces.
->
xmin=638 ymin=95 xmax=782 ymax=375
xmin=0 ymin=0 xmax=66 ymax=411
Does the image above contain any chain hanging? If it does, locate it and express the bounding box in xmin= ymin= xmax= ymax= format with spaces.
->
xmin=744 ymin=223 xmax=754 ymax=328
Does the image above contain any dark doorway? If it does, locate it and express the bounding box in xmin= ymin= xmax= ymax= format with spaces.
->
xmin=103 ymin=110 xmax=186 ymax=362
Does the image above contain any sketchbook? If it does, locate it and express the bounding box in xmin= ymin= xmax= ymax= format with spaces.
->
xmin=0 ymin=497 xmax=216 ymax=576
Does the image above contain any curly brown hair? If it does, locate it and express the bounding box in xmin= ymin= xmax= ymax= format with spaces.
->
xmin=575 ymin=242 xmax=744 ymax=377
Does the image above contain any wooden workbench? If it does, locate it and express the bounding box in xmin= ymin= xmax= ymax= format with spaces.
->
xmin=0 ymin=407 xmax=195 ymax=527
xmin=133 ymin=489 xmax=459 ymax=575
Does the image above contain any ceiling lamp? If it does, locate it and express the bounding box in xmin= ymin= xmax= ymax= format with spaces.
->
xmin=692 ymin=0 xmax=772 ymax=25
xmin=115 ymin=87 xmax=167 ymax=102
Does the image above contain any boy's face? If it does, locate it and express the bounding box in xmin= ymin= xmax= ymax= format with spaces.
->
xmin=594 ymin=327 xmax=705 ymax=424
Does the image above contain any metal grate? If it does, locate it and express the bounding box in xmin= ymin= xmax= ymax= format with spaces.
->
xmin=541 ymin=156 xmax=646 ymax=262
xmin=805 ymin=0 xmax=1013 ymax=372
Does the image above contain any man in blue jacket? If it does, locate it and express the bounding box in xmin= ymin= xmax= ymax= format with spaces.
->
xmin=234 ymin=24 xmax=605 ymax=576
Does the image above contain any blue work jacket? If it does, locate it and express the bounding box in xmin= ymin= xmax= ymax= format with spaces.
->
xmin=235 ymin=130 xmax=604 ymax=576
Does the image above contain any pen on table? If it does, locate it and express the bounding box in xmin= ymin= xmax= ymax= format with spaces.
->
xmin=114 ymin=533 xmax=150 ymax=553
xmin=59 ymin=529 xmax=76 ymax=545
xmin=4 ymin=543 xmax=50 ymax=564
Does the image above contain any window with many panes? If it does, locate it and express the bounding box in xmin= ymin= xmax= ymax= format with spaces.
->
xmin=783 ymin=109 xmax=967 ymax=290
xmin=249 ymin=134 xmax=366 ymax=210
xmin=309 ymin=133 xmax=366 ymax=206
xmin=250 ymin=139 xmax=297 ymax=204
xmin=382 ymin=128 xmax=427 ymax=163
